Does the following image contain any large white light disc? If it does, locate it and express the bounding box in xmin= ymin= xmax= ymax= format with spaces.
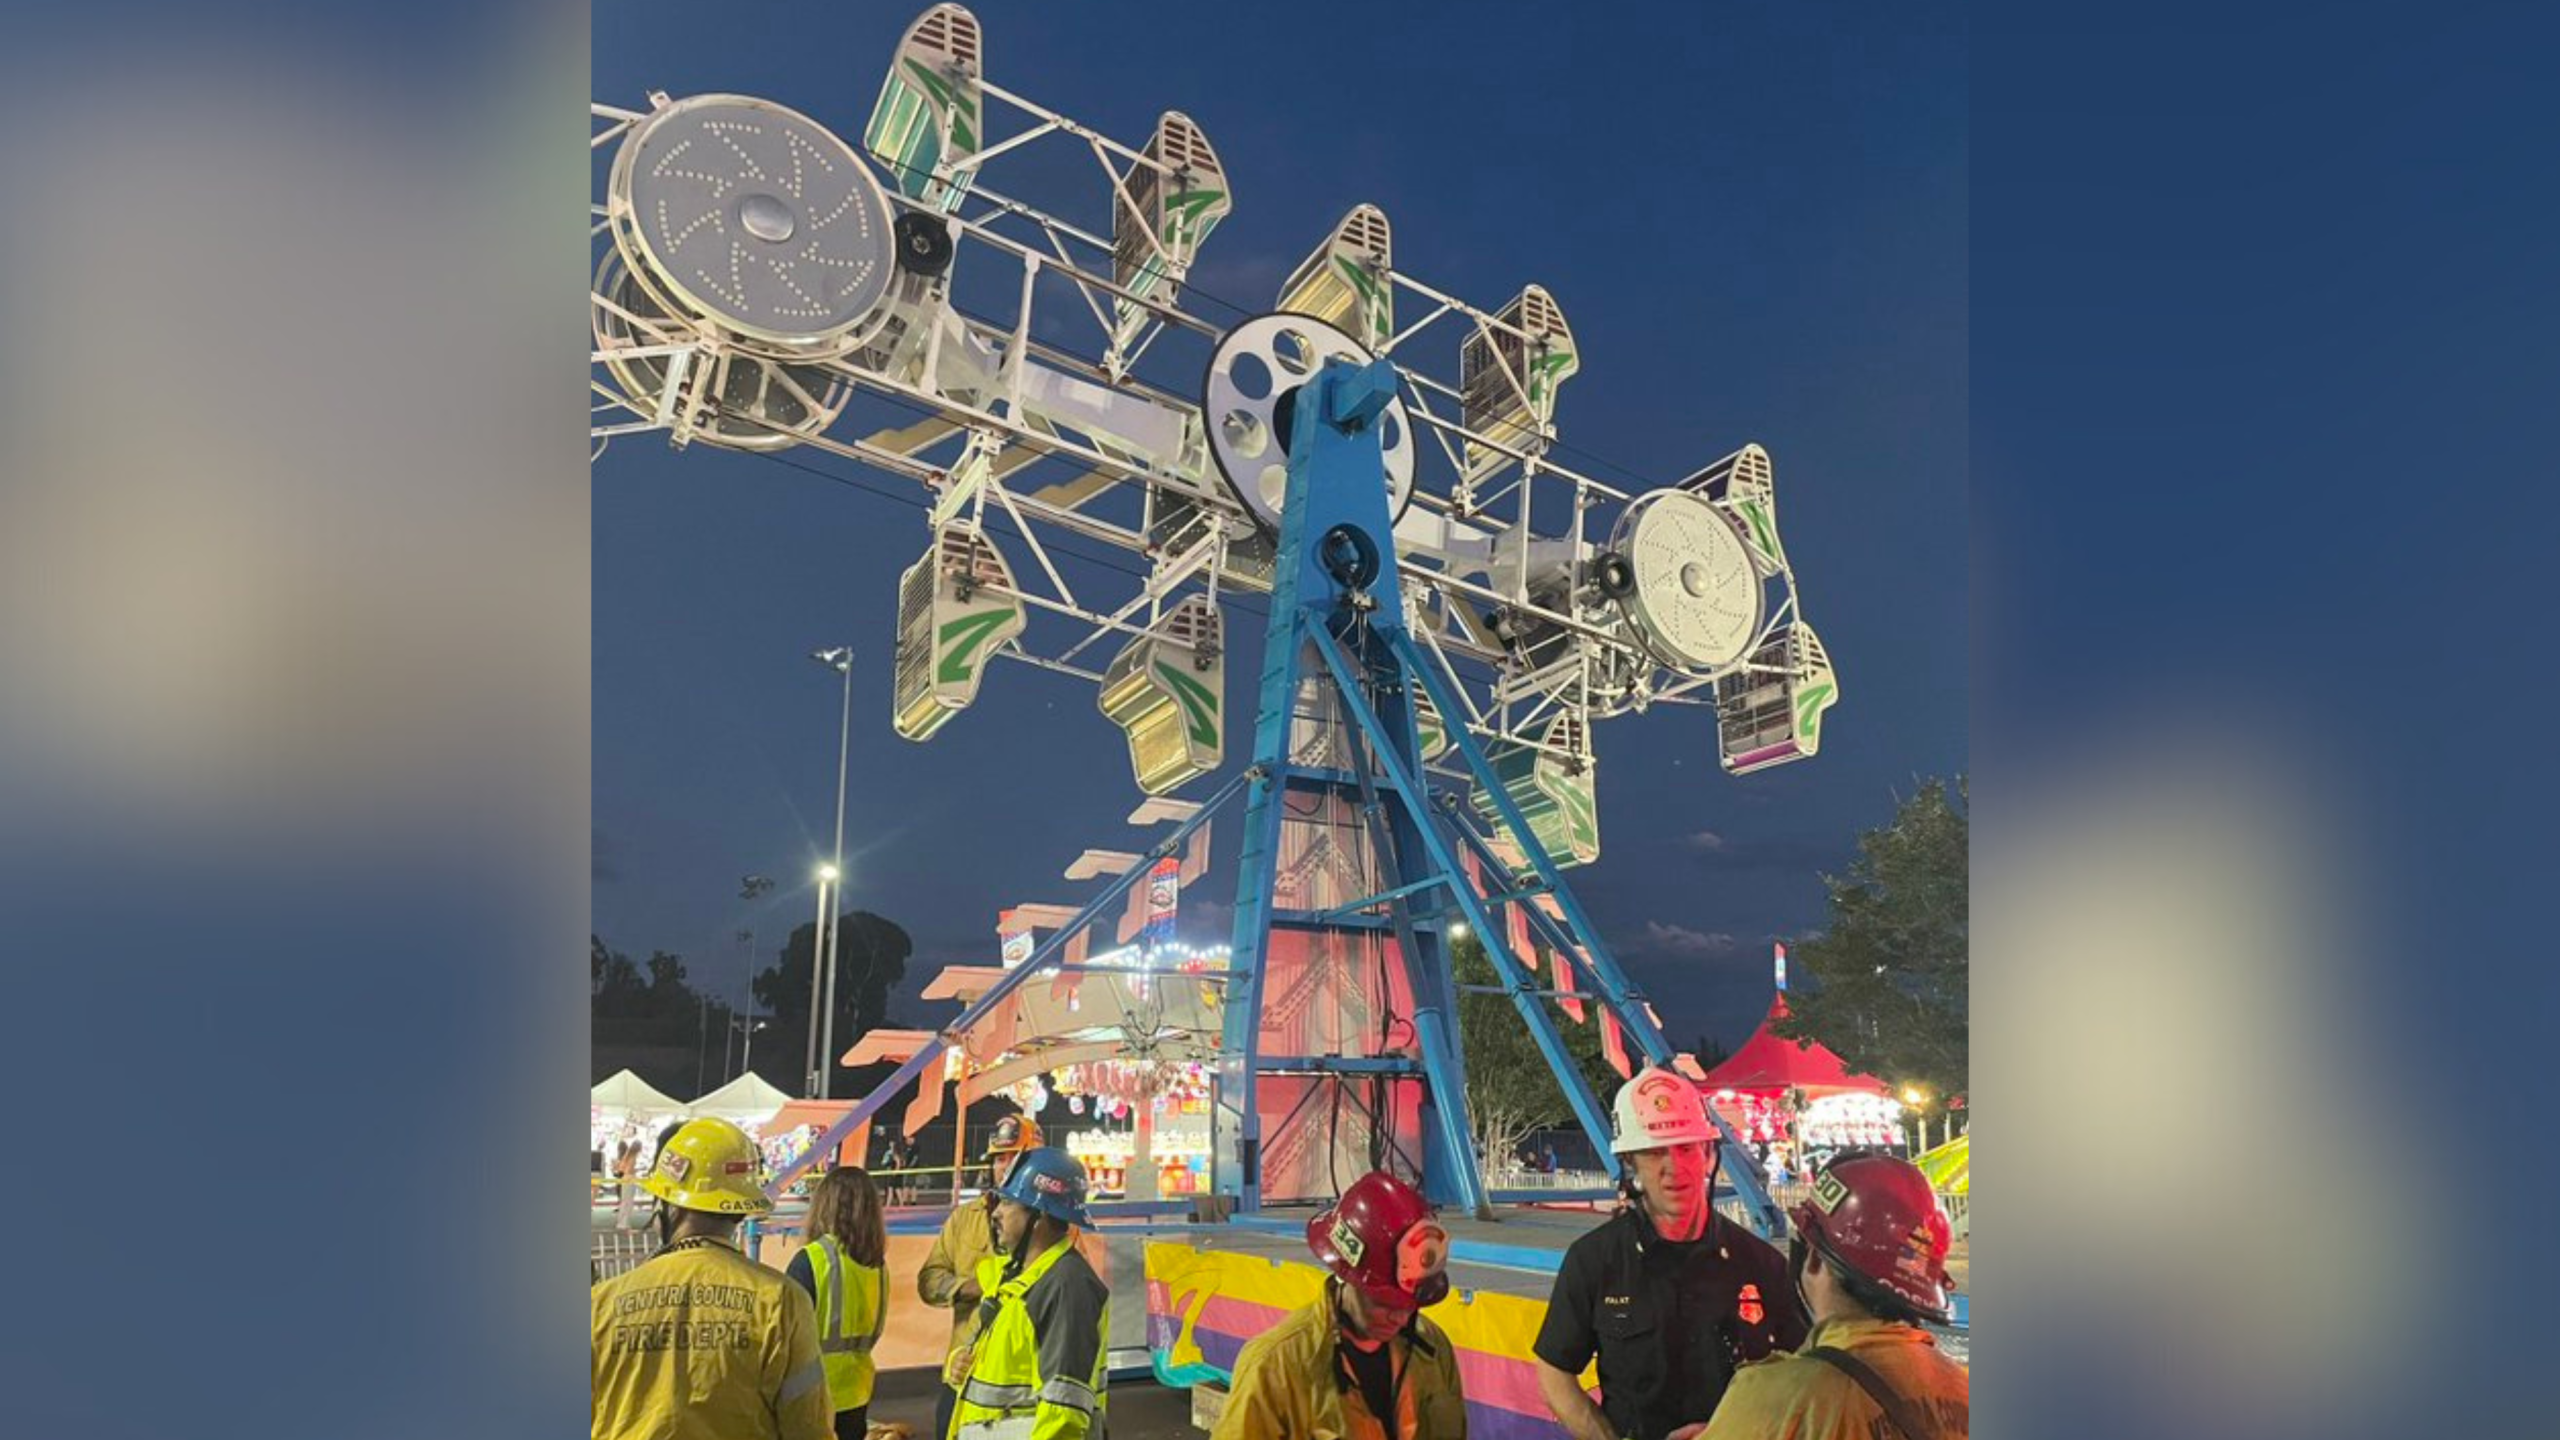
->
xmin=1202 ymin=312 xmax=1416 ymax=532
xmin=609 ymin=94 xmax=895 ymax=353
xmin=1617 ymin=490 xmax=1764 ymax=670
xmin=593 ymin=251 xmax=849 ymax=451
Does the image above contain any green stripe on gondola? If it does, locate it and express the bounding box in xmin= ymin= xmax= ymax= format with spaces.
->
xmin=937 ymin=609 xmax=1013 ymax=683
xmin=1739 ymin=499 xmax=1778 ymax=559
xmin=1794 ymin=683 xmax=1834 ymax=741
xmin=1152 ymin=661 xmax=1220 ymax=749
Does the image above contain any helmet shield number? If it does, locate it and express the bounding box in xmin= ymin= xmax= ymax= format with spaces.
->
xmin=1329 ymin=1217 xmax=1368 ymax=1268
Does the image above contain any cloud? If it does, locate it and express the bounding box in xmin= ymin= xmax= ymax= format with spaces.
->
xmin=1630 ymin=922 xmax=1740 ymax=957
xmin=1683 ymin=833 xmax=1850 ymax=874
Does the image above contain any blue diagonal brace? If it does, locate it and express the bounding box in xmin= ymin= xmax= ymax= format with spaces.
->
xmin=1302 ymin=625 xmax=1615 ymax=1205
xmin=1399 ymin=632 xmax=1787 ymax=1237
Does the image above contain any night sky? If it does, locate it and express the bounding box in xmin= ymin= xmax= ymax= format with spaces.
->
xmin=591 ymin=0 xmax=1965 ymax=1062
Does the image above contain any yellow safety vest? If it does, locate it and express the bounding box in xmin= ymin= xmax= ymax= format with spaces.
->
xmin=802 ymin=1236 xmax=887 ymax=1411
xmin=951 ymin=1235 xmax=1109 ymax=1440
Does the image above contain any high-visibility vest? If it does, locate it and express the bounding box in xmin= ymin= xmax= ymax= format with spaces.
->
xmin=803 ymin=1236 xmax=886 ymax=1411
xmin=951 ymin=1236 xmax=1108 ymax=1440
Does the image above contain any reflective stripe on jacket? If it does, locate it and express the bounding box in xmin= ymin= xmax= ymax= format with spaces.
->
xmin=1210 ymin=1282 xmax=1467 ymax=1440
xmin=951 ymin=1234 xmax=1110 ymax=1440
xmin=803 ymin=1236 xmax=887 ymax=1411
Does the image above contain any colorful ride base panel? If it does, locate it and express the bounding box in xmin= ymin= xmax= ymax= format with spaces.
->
xmin=1143 ymin=1239 xmax=1596 ymax=1440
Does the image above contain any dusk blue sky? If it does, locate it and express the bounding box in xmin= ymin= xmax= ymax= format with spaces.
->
xmin=591 ymin=0 xmax=1965 ymax=1058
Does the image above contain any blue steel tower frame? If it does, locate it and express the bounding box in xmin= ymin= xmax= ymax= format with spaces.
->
xmin=767 ymin=352 xmax=1783 ymax=1237
xmin=1209 ymin=353 xmax=1783 ymax=1234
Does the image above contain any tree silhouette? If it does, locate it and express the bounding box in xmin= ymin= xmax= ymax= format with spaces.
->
xmin=1773 ymin=778 xmax=1968 ymax=1102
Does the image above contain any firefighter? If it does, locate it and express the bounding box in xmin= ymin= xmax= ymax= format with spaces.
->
xmin=1213 ymin=1169 xmax=1468 ymax=1440
xmin=1534 ymin=1066 xmax=1809 ymax=1440
xmin=591 ymin=1116 xmax=831 ymax=1440
xmin=919 ymin=1112 xmax=1045 ymax=1440
xmin=1701 ymin=1152 xmax=1969 ymax=1440
xmin=949 ymin=1145 xmax=1110 ymax=1440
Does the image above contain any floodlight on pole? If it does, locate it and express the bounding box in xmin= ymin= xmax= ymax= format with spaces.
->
xmin=810 ymin=645 xmax=855 ymax=1098
xmin=804 ymin=861 xmax=833 ymax=1098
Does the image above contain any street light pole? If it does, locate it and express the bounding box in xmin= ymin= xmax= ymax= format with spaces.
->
xmin=737 ymin=877 xmax=774 ymax=1084
xmin=805 ymin=862 xmax=834 ymax=1098
xmin=811 ymin=646 xmax=855 ymax=1099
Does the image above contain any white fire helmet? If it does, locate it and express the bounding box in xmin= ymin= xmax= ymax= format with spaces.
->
xmin=1610 ymin=1066 xmax=1719 ymax=1154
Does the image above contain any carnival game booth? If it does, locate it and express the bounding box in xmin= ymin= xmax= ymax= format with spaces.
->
xmin=1696 ymin=993 xmax=1901 ymax=1175
xmin=907 ymin=937 xmax=1228 ymax=1203
xmin=746 ymin=948 xmax=1231 ymax=1379
xmin=591 ymin=1069 xmax=686 ymax=1202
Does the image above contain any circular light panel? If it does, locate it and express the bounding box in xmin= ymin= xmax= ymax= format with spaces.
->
xmin=1202 ymin=312 xmax=1416 ymax=532
xmin=1616 ymin=490 xmax=1764 ymax=670
xmin=593 ymin=251 xmax=849 ymax=452
xmin=609 ymin=94 xmax=894 ymax=353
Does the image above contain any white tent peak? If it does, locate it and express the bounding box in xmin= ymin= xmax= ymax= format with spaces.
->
xmin=688 ymin=1071 xmax=796 ymax=1123
xmin=592 ymin=1069 xmax=684 ymax=1117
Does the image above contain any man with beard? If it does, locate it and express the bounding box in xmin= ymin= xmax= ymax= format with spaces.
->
xmin=947 ymin=1146 xmax=1109 ymax=1440
xmin=919 ymin=1112 xmax=1044 ymax=1438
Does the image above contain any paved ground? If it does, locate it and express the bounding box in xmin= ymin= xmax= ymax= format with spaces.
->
xmin=866 ymin=1369 xmax=1197 ymax=1438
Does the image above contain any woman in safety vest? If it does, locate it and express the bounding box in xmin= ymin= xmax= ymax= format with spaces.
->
xmin=1213 ymin=1169 xmax=1468 ymax=1440
xmin=949 ymin=1146 xmax=1109 ymax=1440
xmin=786 ymin=1167 xmax=889 ymax=1440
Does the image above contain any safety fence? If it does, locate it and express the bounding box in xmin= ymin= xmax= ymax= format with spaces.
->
xmin=589 ymin=1164 xmax=967 ymax=1207
xmin=589 ymin=1226 xmax=658 ymax=1284
xmin=1484 ymin=1166 xmax=1614 ymax=1191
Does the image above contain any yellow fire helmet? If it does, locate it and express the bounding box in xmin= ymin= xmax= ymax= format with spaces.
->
xmin=641 ymin=1116 xmax=775 ymax=1215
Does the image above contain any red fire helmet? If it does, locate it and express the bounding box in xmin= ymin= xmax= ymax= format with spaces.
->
xmin=1790 ymin=1152 xmax=1954 ymax=1324
xmin=1306 ymin=1170 xmax=1452 ymax=1310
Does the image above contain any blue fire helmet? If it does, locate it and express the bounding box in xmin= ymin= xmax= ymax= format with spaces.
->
xmin=993 ymin=1145 xmax=1093 ymax=1227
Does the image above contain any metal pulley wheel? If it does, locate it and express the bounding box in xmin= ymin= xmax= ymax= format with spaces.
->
xmin=1201 ymin=312 xmax=1418 ymax=533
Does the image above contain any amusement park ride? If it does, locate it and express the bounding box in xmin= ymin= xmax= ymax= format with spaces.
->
xmin=593 ymin=5 xmax=1839 ymax=1235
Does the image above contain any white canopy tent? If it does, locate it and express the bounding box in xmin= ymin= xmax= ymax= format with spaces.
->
xmin=686 ymin=1071 xmax=796 ymax=1126
xmin=591 ymin=1069 xmax=685 ymax=1120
